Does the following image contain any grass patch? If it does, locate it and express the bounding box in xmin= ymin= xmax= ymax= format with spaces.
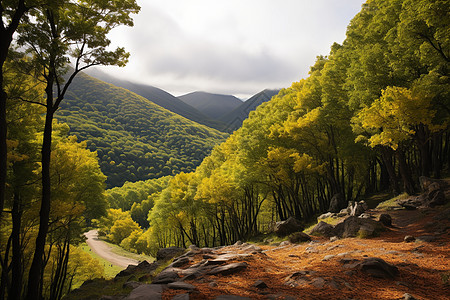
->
xmin=441 ymin=271 xmax=450 ymax=285
xmin=375 ymin=193 xmax=409 ymax=211
xmin=100 ymin=239 xmax=154 ymax=263
xmin=79 ymin=243 xmax=123 ymax=279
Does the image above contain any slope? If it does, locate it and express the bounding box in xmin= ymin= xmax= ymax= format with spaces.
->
xmin=57 ymin=72 xmax=228 ymax=188
xmin=178 ymin=91 xmax=243 ymax=120
xmin=84 ymin=68 xmax=226 ymax=131
xmin=220 ymin=89 xmax=280 ymax=132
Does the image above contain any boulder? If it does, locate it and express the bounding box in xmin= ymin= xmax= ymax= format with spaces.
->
xmin=274 ymin=217 xmax=304 ymax=237
xmin=207 ymin=262 xmax=248 ymax=276
xmin=378 ymin=214 xmax=392 ymax=227
xmin=156 ymin=246 xmax=185 ymax=261
xmin=310 ymin=221 xmax=336 ymax=237
xmin=124 ymin=284 xmax=165 ymax=300
xmin=288 ymin=232 xmax=311 ymax=243
xmin=328 ymin=193 xmax=345 ymax=213
xmin=334 ymin=216 xmax=384 ymax=238
xmin=349 ymin=201 xmax=368 ymax=217
xmin=357 ymin=257 xmax=399 ymax=279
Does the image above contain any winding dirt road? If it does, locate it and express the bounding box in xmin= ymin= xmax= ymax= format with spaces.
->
xmin=84 ymin=230 xmax=139 ymax=269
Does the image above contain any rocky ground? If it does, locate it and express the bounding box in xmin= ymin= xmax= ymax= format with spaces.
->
xmin=69 ymin=180 xmax=450 ymax=300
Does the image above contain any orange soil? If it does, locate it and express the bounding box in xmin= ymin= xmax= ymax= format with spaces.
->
xmin=163 ymin=207 xmax=450 ymax=300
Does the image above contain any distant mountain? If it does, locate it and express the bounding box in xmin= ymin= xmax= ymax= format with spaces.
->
xmin=58 ymin=72 xmax=228 ymax=188
xmin=84 ymin=69 xmax=226 ymax=131
xmin=178 ymin=91 xmax=243 ymax=120
xmin=220 ymin=89 xmax=280 ymax=132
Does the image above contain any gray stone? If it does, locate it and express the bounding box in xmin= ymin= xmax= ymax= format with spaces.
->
xmin=309 ymin=277 xmax=325 ymax=288
xmin=334 ymin=216 xmax=384 ymax=238
xmin=379 ymin=214 xmax=392 ymax=227
xmin=207 ymin=262 xmax=248 ymax=276
xmin=274 ymin=217 xmax=304 ymax=237
xmin=318 ymin=212 xmax=334 ymax=220
xmin=157 ymin=246 xmax=185 ymax=261
xmin=349 ymin=200 xmax=368 ymax=217
xmin=403 ymin=293 xmax=417 ymax=300
xmin=170 ymin=257 xmax=190 ymax=268
xmin=404 ymin=235 xmax=415 ymax=243
xmin=167 ymin=282 xmax=196 ymax=291
xmin=330 ymin=236 xmax=339 ymax=242
xmin=322 ymin=255 xmax=336 ymax=261
xmin=357 ymin=257 xmax=399 ymax=279
xmin=125 ymin=284 xmax=164 ymax=300
xmin=288 ymin=231 xmax=311 ymax=243
xmin=252 ymin=280 xmax=268 ymax=289
xmin=310 ymin=221 xmax=336 ymax=237
xmin=152 ymin=269 xmax=180 ymax=284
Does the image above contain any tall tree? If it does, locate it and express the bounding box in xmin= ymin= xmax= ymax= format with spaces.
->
xmin=0 ymin=0 xmax=37 ymax=221
xmin=14 ymin=1 xmax=140 ymax=298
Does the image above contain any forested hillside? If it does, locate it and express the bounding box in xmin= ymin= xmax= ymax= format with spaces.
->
xmin=84 ymin=69 xmax=227 ymax=131
xmin=220 ymin=89 xmax=280 ymax=132
xmin=97 ymin=0 xmax=449 ymax=256
xmin=178 ymin=91 xmax=242 ymax=120
xmin=57 ymin=72 xmax=228 ymax=187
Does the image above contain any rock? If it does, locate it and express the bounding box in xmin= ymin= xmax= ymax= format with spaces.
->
xmin=403 ymin=293 xmax=417 ymax=300
xmin=115 ymin=261 xmax=159 ymax=278
xmin=156 ymin=246 xmax=185 ymax=261
xmin=379 ymin=214 xmax=392 ymax=227
xmin=310 ymin=221 xmax=336 ymax=237
xmin=349 ymin=200 xmax=368 ymax=217
xmin=274 ymin=217 xmax=304 ymax=237
xmin=207 ymin=262 xmax=248 ymax=276
xmin=427 ymin=189 xmax=446 ymax=207
xmin=419 ymin=176 xmax=448 ymax=192
xmin=334 ymin=216 xmax=384 ymax=238
xmin=330 ymin=236 xmax=339 ymax=242
xmin=328 ymin=193 xmax=345 ymax=213
xmin=252 ymin=280 xmax=268 ymax=289
xmin=318 ymin=212 xmax=334 ymax=220
xmin=152 ymin=269 xmax=180 ymax=284
xmin=124 ymin=284 xmax=165 ymax=300
xmin=167 ymin=282 xmax=196 ymax=291
xmin=404 ymin=235 xmax=415 ymax=243
xmin=309 ymin=277 xmax=325 ymax=288
xmin=279 ymin=241 xmax=291 ymax=246
xmin=322 ymin=255 xmax=336 ymax=261
xmin=170 ymin=257 xmax=191 ymax=268
xmin=358 ymin=213 xmax=372 ymax=219
xmin=357 ymin=257 xmax=399 ymax=279
xmin=288 ymin=232 xmax=311 ymax=243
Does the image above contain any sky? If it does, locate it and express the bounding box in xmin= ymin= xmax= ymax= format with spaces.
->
xmin=95 ymin=0 xmax=366 ymax=99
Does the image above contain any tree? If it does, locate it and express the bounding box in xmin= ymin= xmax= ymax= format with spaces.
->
xmin=0 ymin=0 xmax=39 ymax=222
xmin=14 ymin=1 xmax=140 ymax=298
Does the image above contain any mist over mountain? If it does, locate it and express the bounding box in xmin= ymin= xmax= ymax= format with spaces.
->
xmin=178 ymin=91 xmax=243 ymax=120
xmin=220 ymin=89 xmax=280 ymax=132
xmin=85 ymin=68 xmax=227 ymax=131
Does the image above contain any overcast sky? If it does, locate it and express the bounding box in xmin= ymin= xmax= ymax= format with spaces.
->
xmin=96 ymin=0 xmax=366 ymax=99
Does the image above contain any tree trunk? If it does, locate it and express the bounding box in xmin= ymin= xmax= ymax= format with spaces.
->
xmin=0 ymin=86 xmax=6 ymax=220
xmin=396 ymin=150 xmax=415 ymax=195
xmin=26 ymin=106 xmax=55 ymax=300
xmin=9 ymin=192 xmax=23 ymax=300
xmin=381 ymin=147 xmax=399 ymax=194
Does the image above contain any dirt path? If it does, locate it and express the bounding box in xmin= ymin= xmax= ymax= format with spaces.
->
xmin=84 ymin=230 xmax=139 ymax=269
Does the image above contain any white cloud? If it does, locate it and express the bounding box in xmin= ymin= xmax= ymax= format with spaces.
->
xmin=99 ymin=0 xmax=365 ymax=97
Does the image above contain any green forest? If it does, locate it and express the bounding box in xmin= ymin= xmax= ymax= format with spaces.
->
xmin=0 ymin=0 xmax=448 ymax=299
xmin=58 ymin=73 xmax=227 ymax=187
